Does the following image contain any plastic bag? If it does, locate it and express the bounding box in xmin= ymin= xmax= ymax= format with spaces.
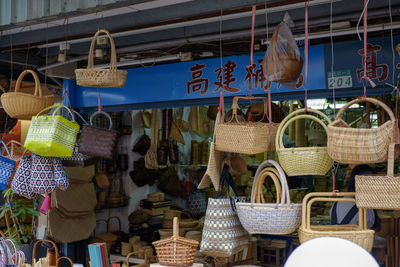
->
xmin=263 ymin=12 xmax=303 ymax=88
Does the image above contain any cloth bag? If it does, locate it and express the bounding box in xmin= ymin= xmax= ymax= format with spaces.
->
xmin=78 ymin=111 xmax=118 ymax=160
xmin=200 ymin=165 xmax=249 ymax=257
xmin=24 ymin=104 xmax=80 ymax=157
xmin=198 ymin=110 xmax=224 ymax=191
xmin=30 ymin=154 xmax=56 ymax=195
xmin=11 ymin=155 xmax=37 ymax=199
xmin=0 ymin=140 xmax=16 ymax=190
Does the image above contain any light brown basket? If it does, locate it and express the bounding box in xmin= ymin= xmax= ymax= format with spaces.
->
xmin=1 ymin=70 xmax=54 ymax=119
xmin=298 ymin=192 xmax=374 ymax=252
xmin=276 ymin=108 xmax=333 ymax=176
xmin=153 ymin=217 xmax=199 ymax=266
xmin=215 ymin=96 xmax=279 ymax=155
xmin=75 ymin=29 xmax=127 ymax=88
xmin=356 ymin=143 xmax=400 ymax=210
xmin=147 ymin=192 xmax=164 ymax=202
xmin=327 ymin=97 xmax=395 ymax=164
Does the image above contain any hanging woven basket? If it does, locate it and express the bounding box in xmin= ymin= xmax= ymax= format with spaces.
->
xmin=327 ymin=97 xmax=395 ymax=164
xmin=276 ymin=108 xmax=333 ymax=176
xmin=75 ymin=29 xmax=127 ymax=88
xmin=355 ymin=143 xmax=400 ymax=210
xmin=1 ymin=70 xmax=54 ymax=120
xmin=298 ymin=192 xmax=374 ymax=252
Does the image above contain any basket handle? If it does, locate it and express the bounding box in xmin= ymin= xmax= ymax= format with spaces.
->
xmin=251 ymin=160 xmax=291 ymax=205
xmin=277 ymin=114 xmax=328 ymax=150
xmin=90 ymin=111 xmax=113 ymax=129
xmin=6 ymin=140 xmax=24 ymax=160
xmin=35 ymin=103 xmax=76 ymax=122
xmin=229 ymin=96 xmax=268 ymax=123
xmin=252 ymin=167 xmax=282 ymax=204
xmin=70 ymin=109 xmax=89 ymax=125
xmin=87 ymin=29 xmax=117 ymax=70
xmin=93 ymin=219 xmax=107 ymax=235
xmin=335 ymin=97 xmax=395 ymax=122
xmin=14 ymin=70 xmax=42 ymax=97
xmin=12 ymin=251 xmax=25 ymax=266
xmin=56 ymin=256 xmax=73 ymax=267
xmin=387 ymin=143 xmax=398 ymax=176
xmin=107 ymin=216 xmax=122 ymax=232
xmin=172 ymin=217 xmax=180 ymax=237
xmin=32 ymin=240 xmax=59 ymax=265
xmin=305 ymin=196 xmax=368 ymax=230
xmin=0 ymin=140 xmax=12 ymax=159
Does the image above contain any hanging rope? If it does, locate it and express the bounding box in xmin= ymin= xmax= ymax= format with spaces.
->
xmin=246 ymin=5 xmax=257 ymax=96
xmin=218 ymin=0 xmax=224 ymax=117
xmin=304 ymin=0 xmax=309 ymax=111
xmin=98 ymin=93 xmax=102 ymax=113
xmin=331 ymin=163 xmax=339 ymax=196
xmin=330 ymin=0 xmax=336 ymax=117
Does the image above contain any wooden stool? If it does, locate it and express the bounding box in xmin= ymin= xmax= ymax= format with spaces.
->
xmin=259 ymin=239 xmax=288 ymax=267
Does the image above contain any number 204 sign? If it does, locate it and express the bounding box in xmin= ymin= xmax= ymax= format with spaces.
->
xmin=327 ymin=69 xmax=352 ymax=89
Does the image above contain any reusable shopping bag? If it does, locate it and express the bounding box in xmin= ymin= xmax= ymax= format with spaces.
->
xmin=30 ymin=154 xmax=57 ymax=195
xmin=11 ymin=155 xmax=38 ymax=199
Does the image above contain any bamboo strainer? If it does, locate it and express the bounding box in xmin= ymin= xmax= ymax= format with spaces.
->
xmin=1 ymin=70 xmax=54 ymax=119
xmin=276 ymin=108 xmax=333 ymax=176
xmin=327 ymin=97 xmax=395 ymax=164
xmin=75 ymin=29 xmax=127 ymax=88
xmin=298 ymin=192 xmax=374 ymax=252
xmin=153 ymin=217 xmax=198 ymax=266
xmin=356 ymin=143 xmax=400 ymax=210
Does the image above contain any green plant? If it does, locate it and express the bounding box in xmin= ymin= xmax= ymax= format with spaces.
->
xmin=0 ymin=188 xmax=40 ymax=245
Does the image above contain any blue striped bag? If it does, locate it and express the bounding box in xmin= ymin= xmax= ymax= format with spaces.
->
xmin=0 ymin=141 xmax=16 ymax=190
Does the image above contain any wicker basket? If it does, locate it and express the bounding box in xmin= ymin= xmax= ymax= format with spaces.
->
xmin=75 ymin=29 xmax=127 ymax=88
xmin=1 ymin=70 xmax=54 ymax=119
xmin=153 ymin=217 xmax=199 ymax=266
xmin=276 ymin=108 xmax=333 ymax=176
xmin=215 ymin=96 xmax=279 ymax=154
xmin=356 ymin=143 xmax=400 ymax=210
xmin=327 ymin=97 xmax=395 ymax=164
xmin=236 ymin=160 xmax=302 ymax=234
xmin=298 ymin=192 xmax=374 ymax=252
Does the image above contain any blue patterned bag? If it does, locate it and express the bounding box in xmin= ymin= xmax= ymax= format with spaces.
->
xmin=52 ymin=158 xmax=70 ymax=190
xmin=0 ymin=141 xmax=16 ymax=190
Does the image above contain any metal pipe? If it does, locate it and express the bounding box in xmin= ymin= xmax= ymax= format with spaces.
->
xmin=37 ymin=55 xmax=88 ymax=72
xmin=94 ymin=54 xmax=182 ymax=69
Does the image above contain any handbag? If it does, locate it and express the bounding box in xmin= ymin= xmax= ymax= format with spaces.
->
xmin=52 ymin=158 xmax=69 ymax=191
xmin=24 ymin=104 xmax=80 ymax=157
xmin=30 ymin=154 xmax=57 ymax=195
xmin=0 ymin=140 xmax=16 ymax=190
xmin=11 ymin=155 xmax=37 ymax=199
xmin=132 ymin=133 xmax=151 ymax=156
xmin=200 ymin=164 xmax=249 ymax=257
xmin=78 ymin=111 xmax=118 ymax=160
xmin=187 ymin=182 xmax=207 ymax=219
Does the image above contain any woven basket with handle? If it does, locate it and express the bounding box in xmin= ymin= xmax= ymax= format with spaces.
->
xmin=327 ymin=97 xmax=395 ymax=164
xmin=215 ymin=96 xmax=279 ymax=155
xmin=298 ymin=192 xmax=374 ymax=252
xmin=1 ymin=70 xmax=54 ymax=120
xmin=276 ymin=108 xmax=333 ymax=176
xmin=236 ymin=160 xmax=302 ymax=234
xmin=32 ymin=239 xmax=59 ymax=267
xmin=356 ymin=143 xmax=400 ymax=210
xmin=153 ymin=217 xmax=198 ymax=266
xmin=75 ymin=29 xmax=127 ymax=88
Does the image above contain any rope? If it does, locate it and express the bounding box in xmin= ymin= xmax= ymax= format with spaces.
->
xmin=330 ymin=0 xmax=336 ymax=117
xmin=98 ymin=93 xmax=102 ymax=113
xmin=246 ymin=5 xmax=257 ymax=96
xmin=331 ymin=163 xmax=339 ymax=196
xmin=304 ymin=0 xmax=309 ymax=111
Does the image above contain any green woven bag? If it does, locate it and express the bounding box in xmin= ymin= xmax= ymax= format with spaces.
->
xmin=24 ymin=104 xmax=80 ymax=157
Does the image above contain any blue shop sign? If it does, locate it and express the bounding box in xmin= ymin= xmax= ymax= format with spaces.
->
xmin=69 ymin=45 xmax=325 ymax=109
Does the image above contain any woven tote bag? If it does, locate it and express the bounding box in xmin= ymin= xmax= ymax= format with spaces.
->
xmin=327 ymin=97 xmax=395 ymax=164
xmin=24 ymin=104 xmax=80 ymax=157
xmin=298 ymin=192 xmax=374 ymax=252
xmin=78 ymin=111 xmax=118 ymax=160
xmin=236 ymin=160 xmax=302 ymax=234
xmin=356 ymin=143 xmax=400 ymax=210
xmin=187 ymin=184 xmax=207 ymax=219
xmin=0 ymin=141 xmax=16 ymax=190
xmin=215 ymin=96 xmax=279 ymax=155
xmin=200 ymin=165 xmax=248 ymax=257
xmin=75 ymin=29 xmax=127 ymax=88
xmin=11 ymin=155 xmax=38 ymax=199
xmin=276 ymin=108 xmax=333 ymax=176
xmin=30 ymin=154 xmax=57 ymax=194
xmin=1 ymin=70 xmax=54 ymax=120
xmin=198 ymin=110 xmax=224 ymax=191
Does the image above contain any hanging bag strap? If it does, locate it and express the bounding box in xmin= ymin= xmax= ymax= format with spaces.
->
xmin=35 ymin=103 xmax=76 ymax=122
xmin=0 ymin=140 xmax=13 ymax=160
xmin=90 ymin=111 xmax=113 ymax=129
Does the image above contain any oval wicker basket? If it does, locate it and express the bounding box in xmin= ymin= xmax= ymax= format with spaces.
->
xmin=215 ymin=96 xmax=279 ymax=154
xmin=236 ymin=160 xmax=302 ymax=235
xmin=276 ymin=108 xmax=333 ymax=176
xmin=1 ymin=70 xmax=54 ymax=120
xmin=298 ymin=192 xmax=374 ymax=252
xmin=75 ymin=29 xmax=127 ymax=88
xmin=327 ymin=97 xmax=395 ymax=164
xmin=355 ymin=143 xmax=400 ymax=210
